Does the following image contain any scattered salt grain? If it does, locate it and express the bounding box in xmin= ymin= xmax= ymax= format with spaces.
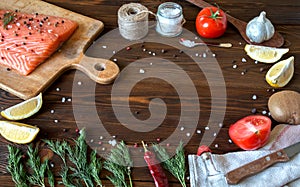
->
xmin=109 ymin=139 xmax=117 ymax=146
xmin=252 ymin=94 xmax=257 ymax=100
xmin=180 ymin=126 xmax=185 ymax=131
xmin=101 ymin=147 xmax=106 ymax=151
xmin=77 ymin=81 xmax=82 ymax=85
xmin=186 ymin=132 xmax=191 ymax=137
xmin=239 ymin=42 xmax=242 ymax=45
xmin=56 ymin=87 xmax=60 ymax=91
xmin=228 ymin=139 xmax=233 ymax=143
xmin=255 ymin=60 xmax=259 ymax=64
xmin=54 ymin=119 xmax=59 ymax=123
xmin=262 ymin=110 xmax=267 ymax=115
xmin=150 ymin=62 xmax=153 ymax=65
xmin=213 ymin=132 xmax=217 ymax=137
xmin=195 ymin=53 xmax=199 ymax=57
xmin=148 ymin=51 xmax=152 ymax=55
xmin=112 ymin=50 xmax=116 ymax=54
xmin=202 ymin=53 xmax=207 ymax=58
xmin=112 ymin=135 xmax=117 ymax=139
xmin=67 ymin=98 xmax=72 ymax=102
xmin=187 ymin=176 xmax=190 ymax=180
xmin=205 ymin=126 xmax=210 ymax=130
xmin=196 ymin=129 xmax=201 ymax=134
xmin=50 ymin=110 xmax=55 ymax=114
xmin=61 ymin=97 xmax=66 ymax=103
xmin=214 ymin=144 xmax=219 ymax=148
xmin=152 ymin=52 xmax=156 ymax=56
xmin=102 ymin=45 xmax=107 ymax=49
xmin=139 ymin=69 xmax=145 ymax=74
xmin=233 ymin=64 xmax=238 ymax=69
xmin=90 ymin=139 xmax=94 ymax=143
xmin=218 ymin=123 xmax=223 ymax=128
xmin=113 ymin=58 xmax=117 ymax=62
xmin=143 ymin=48 xmax=147 ymax=52
xmin=99 ymin=136 xmax=104 ymax=140
xmin=212 ymin=53 xmax=216 ymax=57
xmin=242 ymin=58 xmax=247 ymax=63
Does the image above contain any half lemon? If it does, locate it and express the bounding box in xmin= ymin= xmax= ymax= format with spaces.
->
xmin=244 ymin=44 xmax=289 ymax=63
xmin=265 ymin=56 xmax=294 ymax=88
xmin=0 ymin=121 xmax=39 ymax=144
xmin=1 ymin=93 xmax=43 ymax=120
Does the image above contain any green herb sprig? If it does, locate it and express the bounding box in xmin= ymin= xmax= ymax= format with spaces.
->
xmin=153 ymin=141 xmax=187 ymax=187
xmin=6 ymin=145 xmax=28 ymax=187
xmin=43 ymin=129 xmax=103 ymax=187
xmin=26 ymin=144 xmax=54 ymax=187
xmin=3 ymin=12 xmax=15 ymax=28
xmin=104 ymin=141 xmax=133 ymax=187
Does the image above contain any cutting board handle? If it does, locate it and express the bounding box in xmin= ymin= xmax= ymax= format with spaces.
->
xmin=76 ymin=55 xmax=120 ymax=84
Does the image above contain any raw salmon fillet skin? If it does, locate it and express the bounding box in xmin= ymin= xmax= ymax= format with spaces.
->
xmin=0 ymin=10 xmax=78 ymax=75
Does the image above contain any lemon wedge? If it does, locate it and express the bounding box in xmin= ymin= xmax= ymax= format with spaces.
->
xmin=265 ymin=56 xmax=294 ymax=88
xmin=244 ymin=44 xmax=289 ymax=63
xmin=0 ymin=121 xmax=39 ymax=144
xmin=1 ymin=93 xmax=42 ymax=120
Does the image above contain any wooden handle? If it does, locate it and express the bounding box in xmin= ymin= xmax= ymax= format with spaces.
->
xmin=225 ymin=150 xmax=290 ymax=184
xmin=75 ymin=55 xmax=119 ymax=84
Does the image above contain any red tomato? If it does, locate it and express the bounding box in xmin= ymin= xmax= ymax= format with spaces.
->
xmin=195 ymin=7 xmax=227 ymax=38
xmin=229 ymin=115 xmax=271 ymax=150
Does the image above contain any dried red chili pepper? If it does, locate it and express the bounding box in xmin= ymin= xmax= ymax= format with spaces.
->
xmin=142 ymin=141 xmax=169 ymax=187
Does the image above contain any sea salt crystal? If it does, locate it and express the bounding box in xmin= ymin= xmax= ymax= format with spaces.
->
xmin=56 ymin=87 xmax=60 ymax=91
xmin=242 ymin=58 xmax=247 ymax=62
xmin=109 ymin=139 xmax=117 ymax=146
xmin=54 ymin=119 xmax=59 ymax=123
xmin=228 ymin=139 xmax=233 ymax=143
xmin=252 ymin=94 xmax=257 ymax=100
xmin=186 ymin=132 xmax=191 ymax=137
xmin=218 ymin=123 xmax=223 ymax=128
xmin=213 ymin=132 xmax=217 ymax=137
xmin=61 ymin=97 xmax=66 ymax=103
xmin=102 ymin=45 xmax=107 ymax=49
xmin=77 ymin=81 xmax=82 ymax=85
xmin=139 ymin=69 xmax=145 ymax=74
xmin=50 ymin=110 xmax=55 ymax=114
xmin=67 ymin=98 xmax=72 ymax=102
xmin=212 ymin=53 xmax=216 ymax=57
xmin=215 ymin=144 xmax=219 ymax=148
xmin=233 ymin=64 xmax=238 ymax=69
xmin=205 ymin=126 xmax=210 ymax=130
xmin=180 ymin=126 xmax=185 ymax=131
xmin=202 ymin=53 xmax=207 ymax=58
xmin=113 ymin=58 xmax=117 ymax=62
xmin=99 ymin=136 xmax=104 ymax=140
xmin=196 ymin=129 xmax=201 ymax=134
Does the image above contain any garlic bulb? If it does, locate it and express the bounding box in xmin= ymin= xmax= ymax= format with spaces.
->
xmin=246 ymin=11 xmax=275 ymax=43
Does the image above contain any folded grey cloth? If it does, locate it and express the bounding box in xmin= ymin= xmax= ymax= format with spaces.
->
xmin=188 ymin=124 xmax=300 ymax=187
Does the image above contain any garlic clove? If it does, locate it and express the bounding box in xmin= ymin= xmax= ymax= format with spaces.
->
xmin=246 ymin=11 xmax=275 ymax=43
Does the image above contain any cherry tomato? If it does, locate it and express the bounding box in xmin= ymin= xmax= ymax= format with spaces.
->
xmin=195 ymin=6 xmax=227 ymax=38
xmin=229 ymin=115 xmax=271 ymax=150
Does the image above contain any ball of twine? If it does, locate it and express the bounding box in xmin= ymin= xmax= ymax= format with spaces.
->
xmin=118 ymin=3 xmax=149 ymax=40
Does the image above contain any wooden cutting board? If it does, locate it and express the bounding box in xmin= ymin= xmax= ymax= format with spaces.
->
xmin=0 ymin=0 xmax=119 ymax=100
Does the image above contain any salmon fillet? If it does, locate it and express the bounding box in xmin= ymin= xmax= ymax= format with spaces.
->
xmin=0 ymin=10 xmax=78 ymax=75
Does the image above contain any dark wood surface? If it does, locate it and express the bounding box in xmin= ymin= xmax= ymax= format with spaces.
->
xmin=0 ymin=0 xmax=299 ymax=186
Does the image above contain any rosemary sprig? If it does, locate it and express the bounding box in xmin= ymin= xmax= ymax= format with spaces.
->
xmin=43 ymin=139 xmax=68 ymax=166
xmin=65 ymin=129 xmax=102 ymax=187
xmin=3 ymin=12 xmax=15 ymax=28
xmin=6 ymin=145 xmax=28 ymax=187
xmin=26 ymin=144 xmax=54 ymax=187
xmin=104 ymin=141 xmax=133 ymax=187
xmin=89 ymin=150 xmax=103 ymax=187
xmin=153 ymin=141 xmax=187 ymax=187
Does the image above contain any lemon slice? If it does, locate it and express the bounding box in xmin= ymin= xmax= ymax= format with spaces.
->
xmin=1 ymin=93 xmax=42 ymax=120
xmin=244 ymin=44 xmax=289 ymax=63
xmin=0 ymin=121 xmax=39 ymax=144
xmin=265 ymin=56 xmax=294 ymax=88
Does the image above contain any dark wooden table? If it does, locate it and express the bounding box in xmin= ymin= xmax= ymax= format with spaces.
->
xmin=0 ymin=0 xmax=299 ymax=186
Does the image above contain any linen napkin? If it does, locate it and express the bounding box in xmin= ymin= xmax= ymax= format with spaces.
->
xmin=188 ymin=124 xmax=300 ymax=187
